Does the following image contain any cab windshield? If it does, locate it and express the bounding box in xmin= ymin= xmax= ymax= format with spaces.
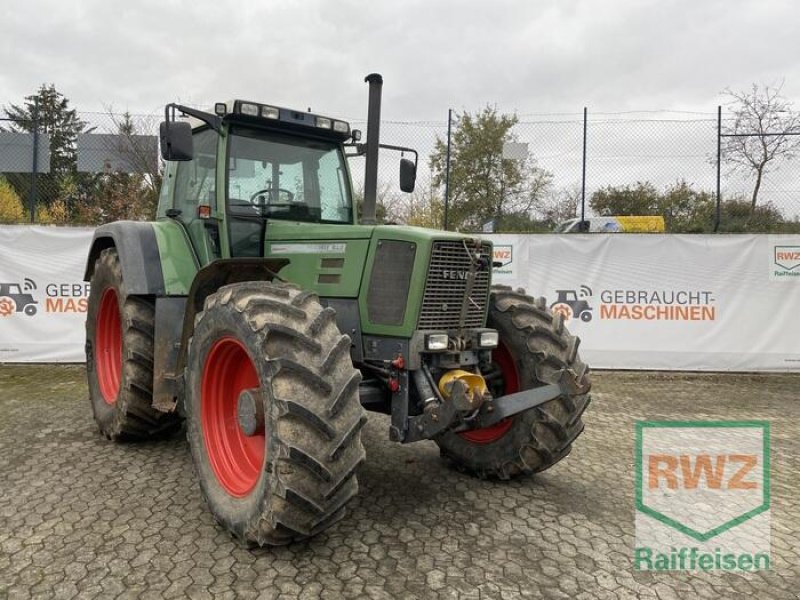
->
xmin=227 ymin=128 xmax=353 ymax=224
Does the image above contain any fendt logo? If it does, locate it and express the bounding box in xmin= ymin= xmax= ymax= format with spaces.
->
xmin=774 ymin=246 xmax=800 ymax=271
xmin=441 ymin=270 xmax=469 ymax=281
xmin=635 ymin=422 xmax=770 ymax=571
xmin=0 ymin=279 xmax=39 ymax=317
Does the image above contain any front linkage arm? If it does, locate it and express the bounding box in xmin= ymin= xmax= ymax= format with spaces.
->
xmin=402 ymin=371 xmax=580 ymax=443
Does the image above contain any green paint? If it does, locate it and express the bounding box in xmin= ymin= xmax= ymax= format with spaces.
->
xmin=151 ymin=220 xmax=199 ymax=295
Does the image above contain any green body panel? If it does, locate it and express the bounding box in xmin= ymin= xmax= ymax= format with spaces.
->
xmin=264 ymin=221 xmax=488 ymax=337
xmin=265 ymin=221 xmax=371 ymax=298
xmin=151 ymin=219 xmax=199 ymax=295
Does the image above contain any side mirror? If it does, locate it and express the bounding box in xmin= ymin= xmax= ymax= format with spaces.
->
xmin=399 ymin=157 xmax=416 ymax=193
xmin=159 ymin=121 xmax=194 ymax=161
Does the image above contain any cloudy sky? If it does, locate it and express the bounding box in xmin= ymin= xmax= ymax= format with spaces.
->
xmin=2 ymin=0 xmax=799 ymax=120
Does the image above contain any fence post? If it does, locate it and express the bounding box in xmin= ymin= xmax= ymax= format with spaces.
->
xmin=581 ymin=107 xmax=587 ymax=228
xmin=29 ymin=97 xmax=40 ymax=224
xmin=714 ymin=105 xmax=722 ymax=232
xmin=443 ymin=108 xmax=452 ymax=231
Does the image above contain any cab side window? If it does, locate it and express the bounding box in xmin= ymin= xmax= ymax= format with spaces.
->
xmin=174 ymin=129 xmax=217 ymax=217
xmin=173 ymin=129 xmax=219 ymax=263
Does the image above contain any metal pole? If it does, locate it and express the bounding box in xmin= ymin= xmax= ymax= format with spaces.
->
xmin=581 ymin=107 xmax=587 ymax=229
xmin=29 ymin=97 xmax=40 ymax=224
xmin=714 ymin=105 xmax=721 ymax=233
xmin=443 ymin=108 xmax=452 ymax=231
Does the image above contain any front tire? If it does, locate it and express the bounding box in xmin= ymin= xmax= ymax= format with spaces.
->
xmin=85 ymin=247 xmax=181 ymax=440
xmin=436 ymin=286 xmax=591 ymax=479
xmin=185 ymin=282 xmax=366 ymax=546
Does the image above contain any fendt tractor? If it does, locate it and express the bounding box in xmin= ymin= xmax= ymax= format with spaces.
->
xmin=83 ymin=74 xmax=592 ymax=546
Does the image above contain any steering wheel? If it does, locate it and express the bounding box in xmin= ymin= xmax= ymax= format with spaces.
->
xmin=249 ymin=188 xmax=294 ymax=204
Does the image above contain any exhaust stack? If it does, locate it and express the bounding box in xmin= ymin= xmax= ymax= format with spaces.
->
xmin=362 ymin=73 xmax=383 ymax=225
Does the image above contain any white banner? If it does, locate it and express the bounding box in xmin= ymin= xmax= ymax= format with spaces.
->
xmin=0 ymin=225 xmax=94 ymax=362
xmin=487 ymin=233 xmax=800 ymax=371
xmin=2 ymin=226 xmax=799 ymax=371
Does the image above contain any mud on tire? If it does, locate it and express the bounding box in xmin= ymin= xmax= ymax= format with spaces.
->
xmin=184 ymin=281 xmax=366 ymax=546
xmin=436 ymin=285 xmax=591 ymax=479
xmin=86 ymin=247 xmax=182 ymax=440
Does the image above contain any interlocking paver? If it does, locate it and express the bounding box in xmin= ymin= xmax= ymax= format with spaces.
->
xmin=0 ymin=366 xmax=798 ymax=599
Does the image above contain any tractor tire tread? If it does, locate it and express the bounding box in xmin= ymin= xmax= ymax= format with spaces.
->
xmin=86 ymin=247 xmax=181 ymax=441
xmin=185 ymin=281 xmax=365 ymax=547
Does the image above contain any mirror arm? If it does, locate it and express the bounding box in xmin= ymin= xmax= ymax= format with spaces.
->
xmin=350 ymin=143 xmax=418 ymax=168
xmin=165 ymin=103 xmax=222 ymax=132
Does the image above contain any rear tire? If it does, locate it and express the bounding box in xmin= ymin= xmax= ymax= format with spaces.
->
xmin=85 ymin=247 xmax=181 ymax=440
xmin=185 ymin=281 xmax=366 ymax=546
xmin=436 ymin=285 xmax=591 ymax=479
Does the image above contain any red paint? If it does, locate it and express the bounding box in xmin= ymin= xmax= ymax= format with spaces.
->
xmin=458 ymin=341 xmax=517 ymax=444
xmin=201 ymin=337 xmax=264 ymax=497
xmin=96 ymin=288 xmax=122 ymax=405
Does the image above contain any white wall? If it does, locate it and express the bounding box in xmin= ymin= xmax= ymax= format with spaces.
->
xmin=486 ymin=233 xmax=800 ymax=371
xmin=2 ymin=226 xmax=799 ymax=371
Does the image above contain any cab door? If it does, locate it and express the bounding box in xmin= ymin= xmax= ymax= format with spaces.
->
xmin=170 ymin=128 xmax=221 ymax=265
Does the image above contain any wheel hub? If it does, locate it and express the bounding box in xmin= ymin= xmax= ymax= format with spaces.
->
xmin=237 ymin=388 xmax=264 ymax=437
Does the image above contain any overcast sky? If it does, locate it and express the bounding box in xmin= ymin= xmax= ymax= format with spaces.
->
xmin=2 ymin=0 xmax=800 ymax=120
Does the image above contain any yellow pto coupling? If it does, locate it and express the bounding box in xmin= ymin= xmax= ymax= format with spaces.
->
xmin=438 ymin=370 xmax=489 ymax=411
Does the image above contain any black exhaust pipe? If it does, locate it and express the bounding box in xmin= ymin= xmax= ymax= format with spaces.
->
xmin=362 ymin=73 xmax=383 ymax=225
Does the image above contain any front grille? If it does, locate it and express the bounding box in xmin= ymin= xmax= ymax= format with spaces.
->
xmin=417 ymin=240 xmax=491 ymax=330
xmin=367 ymin=240 xmax=417 ymax=326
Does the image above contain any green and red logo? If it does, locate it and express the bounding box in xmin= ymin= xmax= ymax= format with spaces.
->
xmin=634 ymin=421 xmax=771 ymax=571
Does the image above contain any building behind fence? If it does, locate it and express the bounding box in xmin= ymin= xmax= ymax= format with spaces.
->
xmin=1 ymin=106 xmax=798 ymax=232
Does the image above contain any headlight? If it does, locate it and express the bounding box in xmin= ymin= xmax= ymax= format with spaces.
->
xmin=261 ymin=105 xmax=280 ymax=119
xmin=478 ymin=331 xmax=499 ymax=348
xmin=425 ymin=333 xmax=449 ymax=351
xmin=316 ymin=117 xmax=332 ymax=129
xmin=239 ymin=102 xmax=259 ymax=116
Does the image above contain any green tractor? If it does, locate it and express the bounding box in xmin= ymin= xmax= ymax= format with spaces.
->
xmin=83 ymin=74 xmax=591 ymax=546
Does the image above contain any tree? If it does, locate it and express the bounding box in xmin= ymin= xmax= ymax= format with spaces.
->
xmin=540 ymin=185 xmax=580 ymax=228
xmin=0 ymin=177 xmax=25 ymax=223
xmin=721 ymin=83 xmax=800 ymax=211
xmin=2 ymin=84 xmax=90 ymax=209
xmin=589 ymin=181 xmax=660 ymax=216
xmin=430 ymin=107 xmax=552 ymax=231
xmin=660 ymin=180 xmax=715 ymax=232
xmin=75 ymin=113 xmax=161 ymax=225
xmin=588 ymin=179 xmax=790 ymax=232
xmin=4 ymin=84 xmax=89 ymax=176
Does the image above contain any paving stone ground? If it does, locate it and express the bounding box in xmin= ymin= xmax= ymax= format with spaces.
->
xmin=0 ymin=366 xmax=797 ymax=599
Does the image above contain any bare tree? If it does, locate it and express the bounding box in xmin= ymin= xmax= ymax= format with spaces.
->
xmin=721 ymin=83 xmax=800 ymax=211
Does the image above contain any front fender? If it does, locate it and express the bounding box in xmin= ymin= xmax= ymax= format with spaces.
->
xmin=84 ymin=222 xmax=168 ymax=295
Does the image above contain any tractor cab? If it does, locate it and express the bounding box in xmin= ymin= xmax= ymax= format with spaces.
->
xmin=157 ymin=100 xmax=366 ymax=264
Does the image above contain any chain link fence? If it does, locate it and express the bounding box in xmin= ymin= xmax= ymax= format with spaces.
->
xmin=1 ymin=106 xmax=798 ymax=232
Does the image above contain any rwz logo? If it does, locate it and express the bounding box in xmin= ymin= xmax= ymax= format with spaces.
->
xmin=774 ymin=246 xmax=800 ymax=271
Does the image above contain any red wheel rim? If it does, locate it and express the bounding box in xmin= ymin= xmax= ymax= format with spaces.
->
xmin=96 ymin=288 xmax=122 ymax=405
xmin=201 ymin=337 xmax=264 ymax=497
xmin=459 ymin=341 xmax=518 ymax=444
